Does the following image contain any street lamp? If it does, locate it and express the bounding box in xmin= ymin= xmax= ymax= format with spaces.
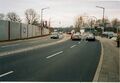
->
xmin=41 ymin=7 xmax=50 ymax=26
xmin=41 ymin=7 xmax=50 ymax=35
xmin=96 ymin=6 xmax=105 ymax=32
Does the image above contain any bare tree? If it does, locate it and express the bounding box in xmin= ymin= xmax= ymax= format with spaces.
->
xmin=75 ymin=16 xmax=84 ymax=31
xmin=0 ymin=13 xmax=5 ymax=20
xmin=96 ymin=19 xmax=103 ymax=27
xmin=25 ymin=9 xmax=39 ymax=25
xmin=111 ymin=18 xmax=120 ymax=28
xmin=6 ymin=12 xmax=21 ymax=22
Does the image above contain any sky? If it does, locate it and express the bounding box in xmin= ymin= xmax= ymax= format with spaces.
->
xmin=0 ymin=0 xmax=120 ymax=27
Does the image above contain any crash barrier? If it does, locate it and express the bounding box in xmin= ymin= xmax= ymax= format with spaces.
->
xmin=0 ymin=20 xmax=49 ymax=41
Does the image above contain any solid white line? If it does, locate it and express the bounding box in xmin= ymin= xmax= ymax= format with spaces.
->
xmin=93 ymin=41 xmax=104 ymax=81
xmin=0 ymin=34 xmax=69 ymax=57
xmin=70 ymin=45 xmax=77 ymax=48
xmin=0 ymin=71 xmax=14 ymax=78
xmin=1 ymin=44 xmax=19 ymax=48
xmin=46 ymin=51 xmax=63 ymax=59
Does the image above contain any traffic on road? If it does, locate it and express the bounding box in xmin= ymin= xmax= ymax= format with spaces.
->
xmin=0 ymin=33 xmax=101 ymax=81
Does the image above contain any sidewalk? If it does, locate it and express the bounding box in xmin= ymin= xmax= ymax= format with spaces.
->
xmin=97 ymin=36 xmax=120 ymax=82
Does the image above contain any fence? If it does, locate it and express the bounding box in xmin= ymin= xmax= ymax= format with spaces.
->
xmin=0 ymin=20 xmax=50 ymax=41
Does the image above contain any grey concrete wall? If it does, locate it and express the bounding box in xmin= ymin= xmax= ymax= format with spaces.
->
xmin=43 ymin=28 xmax=49 ymax=35
xmin=32 ymin=25 xmax=36 ymax=37
xmin=28 ymin=25 xmax=42 ymax=37
xmin=10 ymin=22 xmax=21 ymax=40
xmin=21 ymin=24 xmax=28 ymax=39
xmin=28 ymin=24 xmax=33 ymax=38
xmin=35 ymin=26 xmax=41 ymax=36
xmin=32 ymin=26 xmax=41 ymax=37
xmin=0 ymin=20 xmax=49 ymax=41
xmin=0 ymin=20 xmax=8 ymax=41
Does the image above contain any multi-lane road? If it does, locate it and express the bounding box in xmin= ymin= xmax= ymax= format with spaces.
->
xmin=0 ymin=35 xmax=101 ymax=81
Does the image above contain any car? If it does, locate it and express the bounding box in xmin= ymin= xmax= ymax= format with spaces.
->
xmin=50 ymin=32 xmax=59 ymax=39
xmin=71 ymin=32 xmax=81 ymax=40
xmin=86 ymin=32 xmax=95 ymax=41
xmin=107 ymin=32 xmax=115 ymax=39
xmin=102 ymin=31 xmax=115 ymax=38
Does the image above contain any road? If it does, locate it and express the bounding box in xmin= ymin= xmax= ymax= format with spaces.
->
xmin=0 ymin=36 xmax=63 ymax=53
xmin=0 ymin=35 xmax=101 ymax=82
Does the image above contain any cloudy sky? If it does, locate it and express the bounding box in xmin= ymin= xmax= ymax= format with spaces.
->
xmin=0 ymin=0 xmax=120 ymax=27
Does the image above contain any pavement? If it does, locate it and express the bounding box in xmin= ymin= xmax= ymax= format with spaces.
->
xmin=95 ymin=36 xmax=120 ymax=82
xmin=0 ymin=34 xmax=101 ymax=81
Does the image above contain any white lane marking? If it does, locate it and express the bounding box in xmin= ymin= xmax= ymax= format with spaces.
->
xmin=46 ymin=51 xmax=63 ymax=59
xmin=0 ymin=71 xmax=14 ymax=78
xmin=1 ymin=44 xmax=19 ymax=48
xmin=70 ymin=45 xmax=77 ymax=48
xmin=0 ymin=34 xmax=69 ymax=57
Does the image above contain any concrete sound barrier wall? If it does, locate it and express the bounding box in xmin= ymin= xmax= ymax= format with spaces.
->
xmin=10 ymin=21 xmax=21 ymax=40
xmin=21 ymin=23 xmax=28 ymax=39
xmin=0 ymin=20 xmax=9 ymax=41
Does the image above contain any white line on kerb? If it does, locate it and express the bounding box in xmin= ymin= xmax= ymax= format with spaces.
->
xmin=70 ymin=45 xmax=76 ymax=48
xmin=1 ymin=44 xmax=19 ymax=48
xmin=46 ymin=51 xmax=63 ymax=59
xmin=0 ymin=71 xmax=14 ymax=78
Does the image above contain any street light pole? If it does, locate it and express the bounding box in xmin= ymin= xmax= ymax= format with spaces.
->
xmin=96 ymin=6 xmax=105 ymax=32
xmin=41 ymin=7 xmax=49 ymax=35
xmin=41 ymin=7 xmax=49 ymax=26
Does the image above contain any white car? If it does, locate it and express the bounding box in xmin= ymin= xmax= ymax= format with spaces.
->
xmin=50 ymin=32 xmax=59 ymax=39
xmin=71 ymin=32 xmax=81 ymax=40
xmin=86 ymin=33 xmax=95 ymax=41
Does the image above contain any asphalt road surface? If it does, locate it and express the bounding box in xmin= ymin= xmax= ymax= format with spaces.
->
xmin=0 ymin=38 xmax=101 ymax=82
xmin=0 ymin=36 xmax=62 ymax=53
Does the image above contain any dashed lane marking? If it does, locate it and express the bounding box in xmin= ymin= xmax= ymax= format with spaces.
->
xmin=70 ymin=45 xmax=77 ymax=48
xmin=0 ymin=71 xmax=14 ymax=78
xmin=46 ymin=51 xmax=63 ymax=59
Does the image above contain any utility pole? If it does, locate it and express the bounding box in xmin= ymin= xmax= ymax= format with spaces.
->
xmin=96 ymin=6 xmax=105 ymax=32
